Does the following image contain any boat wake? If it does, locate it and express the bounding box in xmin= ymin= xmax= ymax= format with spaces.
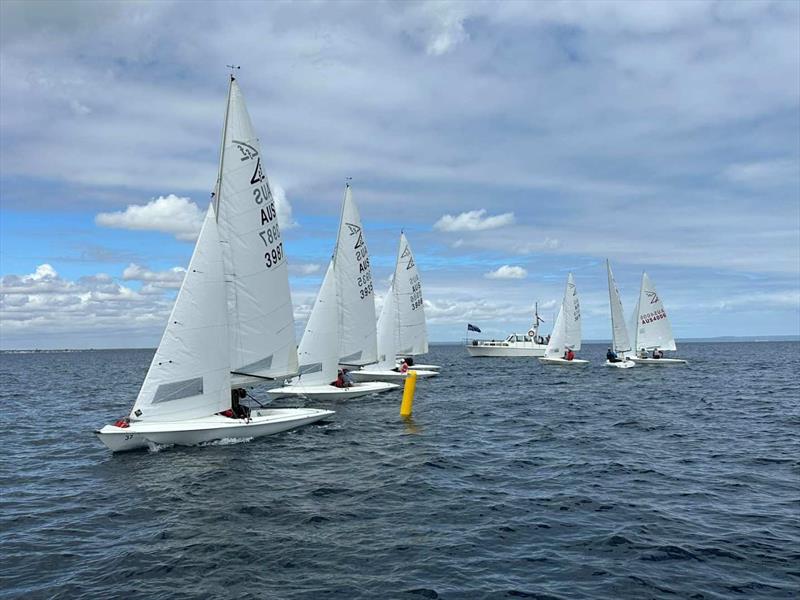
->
xmin=200 ymin=436 xmax=255 ymax=447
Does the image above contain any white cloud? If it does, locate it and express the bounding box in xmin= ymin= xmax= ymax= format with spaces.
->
xmin=272 ymin=183 xmax=298 ymax=230
xmin=95 ymin=194 xmax=205 ymax=241
xmin=722 ymin=159 xmax=799 ymax=186
xmin=122 ymin=263 xmax=185 ymax=289
xmin=484 ymin=265 xmax=528 ymax=280
xmin=434 ymin=209 xmax=516 ymax=232
xmin=425 ymin=7 xmax=469 ymax=56
xmin=289 ymin=263 xmax=321 ymax=276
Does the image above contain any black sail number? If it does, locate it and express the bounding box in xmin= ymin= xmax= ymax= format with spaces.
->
xmin=265 ymin=243 xmax=284 ymax=269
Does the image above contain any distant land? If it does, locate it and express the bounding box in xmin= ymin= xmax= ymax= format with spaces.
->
xmin=2 ymin=335 xmax=798 ymax=352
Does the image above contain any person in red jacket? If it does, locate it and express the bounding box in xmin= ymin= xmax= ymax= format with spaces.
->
xmin=565 ymin=348 xmax=575 ymax=361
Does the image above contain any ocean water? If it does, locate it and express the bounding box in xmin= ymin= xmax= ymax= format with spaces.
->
xmin=0 ymin=342 xmax=798 ymax=599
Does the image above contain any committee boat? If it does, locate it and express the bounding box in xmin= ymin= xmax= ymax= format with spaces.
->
xmin=629 ymin=272 xmax=687 ymax=366
xmin=96 ymin=76 xmax=333 ymax=452
xmin=604 ymin=260 xmax=636 ymax=369
xmin=267 ymin=186 xmax=397 ymax=400
xmin=539 ymin=273 xmax=589 ymax=366
xmin=466 ymin=304 xmax=548 ymax=357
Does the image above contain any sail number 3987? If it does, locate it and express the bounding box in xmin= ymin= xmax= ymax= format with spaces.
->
xmin=265 ymin=243 xmax=284 ymax=268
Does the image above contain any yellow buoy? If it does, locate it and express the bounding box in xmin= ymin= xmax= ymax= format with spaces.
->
xmin=400 ymin=370 xmax=417 ymax=417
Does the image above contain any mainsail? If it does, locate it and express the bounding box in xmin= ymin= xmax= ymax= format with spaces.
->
xmin=606 ymin=260 xmax=632 ymax=355
xmin=393 ymin=233 xmax=428 ymax=356
xmin=214 ymin=77 xmax=298 ymax=385
xmin=294 ymin=262 xmax=339 ymax=386
xmin=631 ymin=272 xmax=678 ymax=352
xmin=334 ymin=184 xmax=378 ymax=366
xmin=131 ymin=206 xmax=230 ymax=422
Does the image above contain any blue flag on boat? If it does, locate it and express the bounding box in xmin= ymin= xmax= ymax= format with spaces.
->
xmin=467 ymin=323 xmax=481 ymax=333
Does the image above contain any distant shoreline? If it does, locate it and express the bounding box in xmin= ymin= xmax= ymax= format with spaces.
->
xmin=2 ymin=335 xmax=798 ymax=352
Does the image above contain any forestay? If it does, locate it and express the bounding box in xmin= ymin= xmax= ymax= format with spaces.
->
xmin=334 ymin=184 xmax=378 ymax=366
xmin=606 ymin=260 xmax=632 ymax=355
xmin=630 ymin=272 xmax=677 ymax=352
xmin=214 ymin=78 xmax=298 ymax=385
xmin=394 ymin=233 xmax=428 ymax=356
xmin=293 ymin=262 xmax=338 ymax=386
xmin=131 ymin=206 xmax=230 ymax=422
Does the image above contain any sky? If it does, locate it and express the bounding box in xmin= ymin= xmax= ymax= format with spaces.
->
xmin=1 ymin=0 xmax=799 ymax=349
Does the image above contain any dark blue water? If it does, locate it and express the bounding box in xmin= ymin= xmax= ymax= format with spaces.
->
xmin=1 ymin=343 xmax=798 ymax=599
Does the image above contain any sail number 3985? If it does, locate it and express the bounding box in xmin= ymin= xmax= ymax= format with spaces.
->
xmin=265 ymin=243 xmax=284 ymax=268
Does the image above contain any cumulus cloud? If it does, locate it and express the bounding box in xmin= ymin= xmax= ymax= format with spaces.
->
xmin=95 ymin=195 xmax=205 ymax=241
xmin=485 ymin=265 xmax=528 ymax=280
xmin=289 ymin=263 xmax=321 ymax=276
xmin=122 ymin=263 xmax=185 ymax=289
xmin=0 ymin=263 xmax=170 ymax=347
xmin=434 ymin=209 xmax=515 ymax=232
xmin=272 ymin=183 xmax=298 ymax=230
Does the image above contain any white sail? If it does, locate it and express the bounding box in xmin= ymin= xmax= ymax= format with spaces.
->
xmin=334 ymin=184 xmax=378 ymax=366
xmin=564 ymin=272 xmax=582 ymax=351
xmin=544 ymin=272 xmax=581 ymax=358
xmin=131 ymin=206 xmax=230 ymax=422
xmin=543 ymin=301 xmax=567 ymax=358
xmin=375 ymin=282 xmax=398 ymax=371
xmin=214 ymin=77 xmax=298 ymax=386
xmin=293 ymin=262 xmax=338 ymax=386
xmin=393 ymin=233 xmax=428 ymax=356
xmin=632 ymin=272 xmax=678 ymax=352
xmin=606 ymin=260 xmax=632 ymax=355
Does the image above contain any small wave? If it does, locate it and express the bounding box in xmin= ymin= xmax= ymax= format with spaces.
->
xmin=146 ymin=441 xmax=174 ymax=453
xmin=199 ymin=436 xmax=254 ymax=447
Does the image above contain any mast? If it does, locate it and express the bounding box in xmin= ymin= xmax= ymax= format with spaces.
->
xmin=213 ymin=73 xmax=236 ymax=219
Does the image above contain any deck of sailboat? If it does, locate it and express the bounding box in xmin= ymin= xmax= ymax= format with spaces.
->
xmin=539 ymin=357 xmax=590 ymax=365
xmin=95 ymin=408 xmax=335 ymax=452
xmin=631 ymin=357 xmax=687 ymax=365
xmin=266 ymin=380 xmax=399 ymax=400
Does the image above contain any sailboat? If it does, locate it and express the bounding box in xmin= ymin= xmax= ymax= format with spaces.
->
xmin=268 ymin=183 xmax=398 ymax=399
xmin=539 ymin=273 xmax=589 ymax=365
xmin=352 ymin=234 xmax=438 ymax=383
xmin=392 ymin=233 xmax=439 ymax=371
xmin=96 ymin=76 xmax=333 ymax=452
xmin=629 ymin=272 xmax=688 ymax=365
xmin=604 ymin=260 xmax=636 ymax=369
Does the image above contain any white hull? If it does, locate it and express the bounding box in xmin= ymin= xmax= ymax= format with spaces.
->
xmin=266 ymin=380 xmax=398 ymax=400
xmin=466 ymin=344 xmax=546 ymax=357
xmin=402 ymin=363 xmax=441 ymax=371
xmin=95 ymin=408 xmax=334 ymax=453
xmin=351 ymin=369 xmax=439 ymax=383
xmin=539 ymin=357 xmax=590 ymax=365
xmin=604 ymin=359 xmax=636 ymax=369
xmin=631 ymin=357 xmax=687 ymax=366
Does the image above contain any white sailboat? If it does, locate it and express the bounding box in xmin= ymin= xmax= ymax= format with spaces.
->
xmin=96 ymin=76 xmax=333 ymax=452
xmin=539 ymin=273 xmax=589 ymax=365
xmin=266 ymin=262 xmax=399 ymax=399
xmin=268 ymin=183 xmax=397 ymax=398
xmin=604 ymin=260 xmax=636 ymax=368
xmin=393 ymin=233 xmax=440 ymax=371
xmin=629 ymin=272 xmax=687 ymax=365
xmin=351 ymin=239 xmax=438 ymax=383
